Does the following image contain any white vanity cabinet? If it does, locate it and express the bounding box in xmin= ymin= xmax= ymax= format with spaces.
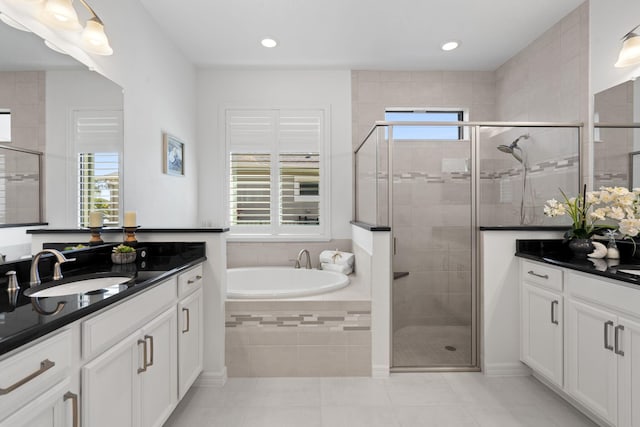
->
xmin=565 ymin=271 xmax=640 ymax=427
xmin=82 ymin=307 xmax=177 ymax=427
xmin=0 ymin=329 xmax=78 ymax=427
xmin=81 ymin=274 xmax=179 ymax=427
xmin=177 ymin=265 xmax=204 ymax=399
xmin=520 ymin=258 xmax=640 ymax=427
xmin=0 ymin=379 xmax=77 ymax=427
xmin=520 ymin=260 xmax=564 ymax=388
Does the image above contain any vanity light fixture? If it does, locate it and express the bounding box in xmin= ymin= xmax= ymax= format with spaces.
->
xmin=41 ymin=0 xmax=113 ymax=55
xmin=615 ymin=24 xmax=640 ymax=68
xmin=41 ymin=0 xmax=82 ymax=31
xmin=0 ymin=13 xmax=31 ymax=32
xmin=441 ymin=40 xmax=460 ymax=51
xmin=261 ymin=37 xmax=278 ymax=48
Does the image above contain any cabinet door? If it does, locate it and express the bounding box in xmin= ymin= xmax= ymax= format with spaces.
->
xmin=521 ymin=282 xmax=563 ymax=387
xmin=566 ymin=299 xmax=618 ymax=425
xmin=139 ymin=307 xmax=178 ymax=427
xmin=0 ymin=380 xmax=70 ymax=427
xmin=618 ymin=315 xmax=640 ymax=427
xmin=178 ymin=288 xmax=204 ymax=399
xmin=83 ymin=332 xmax=140 ymax=427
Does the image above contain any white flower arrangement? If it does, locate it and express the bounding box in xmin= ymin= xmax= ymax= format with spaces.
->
xmin=544 ymin=186 xmax=640 ymax=239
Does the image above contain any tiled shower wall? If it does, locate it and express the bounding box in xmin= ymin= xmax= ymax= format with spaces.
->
xmin=593 ymin=80 xmax=635 ymax=189
xmin=0 ymin=71 xmax=45 ymax=224
xmin=0 ymin=71 xmax=46 ymax=152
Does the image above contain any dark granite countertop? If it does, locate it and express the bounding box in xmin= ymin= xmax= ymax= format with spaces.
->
xmin=27 ymin=227 xmax=228 ymax=234
xmin=0 ymin=242 xmax=206 ymax=356
xmin=515 ymin=239 xmax=640 ymax=287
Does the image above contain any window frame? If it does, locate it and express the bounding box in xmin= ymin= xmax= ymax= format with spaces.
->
xmin=384 ymin=108 xmax=469 ymax=141
xmin=225 ymin=107 xmax=330 ymax=241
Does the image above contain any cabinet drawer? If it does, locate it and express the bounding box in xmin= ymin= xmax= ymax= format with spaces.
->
xmin=0 ymin=329 xmax=71 ymax=418
xmin=521 ymin=260 xmax=563 ymax=291
xmin=82 ymin=277 xmax=177 ymax=360
xmin=178 ymin=264 xmax=203 ymax=298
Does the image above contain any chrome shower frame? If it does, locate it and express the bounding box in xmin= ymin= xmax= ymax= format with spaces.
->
xmin=354 ymin=121 xmax=583 ymax=372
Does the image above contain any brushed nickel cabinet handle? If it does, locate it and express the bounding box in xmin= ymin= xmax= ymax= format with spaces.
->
xmin=64 ymin=391 xmax=79 ymax=427
xmin=187 ymin=275 xmax=202 ymax=284
xmin=137 ymin=339 xmax=148 ymax=373
xmin=604 ymin=321 xmax=614 ymax=351
xmin=527 ymin=270 xmax=549 ymax=279
xmin=145 ymin=335 xmax=154 ymax=368
xmin=0 ymin=359 xmax=55 ymax=395
xmin=182 ymin=307 xmax=190 ymax=334
xmin=615 ymin=325 xmax=625 ymax=356
xmin=551 ymin=300 xmax=559 ymax=325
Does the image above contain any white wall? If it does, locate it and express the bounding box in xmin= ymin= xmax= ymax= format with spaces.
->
xmin=74 ymin=0 xmax=199 ymax=227
xmin=196 ymin=69 xmax=352 ymax=239
xmin=45 ymin=70 xmax=123 ymax=227
xmin=590 ymin=0 xmax=640 ymax=95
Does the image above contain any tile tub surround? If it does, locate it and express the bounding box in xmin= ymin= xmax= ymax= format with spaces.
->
xmin=226 ymin=300 xmax=371 ymax=377
xmin=227 ymin=240 xmax=352 ymax=269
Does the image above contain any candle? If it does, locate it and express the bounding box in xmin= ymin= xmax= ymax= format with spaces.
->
xmin=124 ymin=211 xmax=137 ymax=227
xmin=89 ymin=211 xmax=103 ymax=228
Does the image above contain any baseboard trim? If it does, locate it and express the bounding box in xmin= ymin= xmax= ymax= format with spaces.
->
xmin=194 ymin=368 xmax=228 ymax=387
xmin=372 ymin=365 xmax=389 ymax=378
xmin=484 ymin=362 xmax=531 ymax=376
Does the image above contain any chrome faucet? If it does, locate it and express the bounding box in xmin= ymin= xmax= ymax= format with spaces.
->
xmin=30 ymin=249 xmax=76 ymax=287
xmin=294 ymin=249 xmax=312 ymax=269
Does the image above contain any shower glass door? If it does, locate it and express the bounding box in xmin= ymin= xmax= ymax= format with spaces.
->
xmin=391 ymin=124 xmax=475 ymax=369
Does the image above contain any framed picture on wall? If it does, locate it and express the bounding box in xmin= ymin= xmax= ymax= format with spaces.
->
xmin=163 ymin=132 xmax=184 ymax=176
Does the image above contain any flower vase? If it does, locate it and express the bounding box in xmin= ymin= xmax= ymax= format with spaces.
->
xmin=568 ymin=238 xmax=595 ymax=259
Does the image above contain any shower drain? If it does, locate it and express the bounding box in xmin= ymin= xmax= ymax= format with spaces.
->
xmin=445 ymin=345 xmax=457 ymax=351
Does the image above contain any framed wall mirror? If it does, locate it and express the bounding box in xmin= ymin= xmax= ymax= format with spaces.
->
xmin=0 ymin=14 xmax=124 ymax=261
xmin=593 ymin=79 xmax=640 ymax=190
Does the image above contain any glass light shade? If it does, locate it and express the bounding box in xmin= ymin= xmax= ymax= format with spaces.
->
xmin=81 ymin=18 xmax=113 ymax=55
xmin=42 ymin=0 xmax=82 ymax=31
xmin=615 ymin=33 xmax=640 ymax=68
xmin=0 ymin=13 xmax=31 ymax=32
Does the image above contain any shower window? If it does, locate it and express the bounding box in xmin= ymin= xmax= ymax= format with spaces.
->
xmin=0 ymin=111 xmax=10 ymax=142
xmin=385 ymin=109 xmax=465 ymax=140
xmin=226 ymin=108 xmax=327 ymax=238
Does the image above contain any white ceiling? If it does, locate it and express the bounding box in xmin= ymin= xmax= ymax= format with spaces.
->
xmin=139 ymin=0 xmax=586 ymax=70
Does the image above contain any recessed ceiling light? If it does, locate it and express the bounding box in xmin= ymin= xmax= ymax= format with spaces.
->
xmin=441 ymin=41 xmax=460 ymax=51
xmin=261 ymin=38 xmax=278 ymax=48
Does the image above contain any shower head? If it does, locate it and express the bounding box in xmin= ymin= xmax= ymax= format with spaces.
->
xmin=496 ymin=134 xmax=530 ymax=163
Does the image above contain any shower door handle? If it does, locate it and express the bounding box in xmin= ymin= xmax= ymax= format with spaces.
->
xmin=393 ymin=237 xmax=397 ymax=255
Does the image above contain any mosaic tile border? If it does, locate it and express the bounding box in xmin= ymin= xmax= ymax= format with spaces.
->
xmin=360 ymin=155 xmax=579 ymax=184
xmin=226 ymin=309 xmax=371 ymax=331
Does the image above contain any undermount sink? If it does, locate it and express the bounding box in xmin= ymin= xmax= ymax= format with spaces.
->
xmin=24 ymin=273 xmax=135 ymax=297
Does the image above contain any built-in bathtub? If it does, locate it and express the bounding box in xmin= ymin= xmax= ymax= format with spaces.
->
xmin=227 ymin=267 xmax=350 ymax=299
xmin=225 ymin=266 xmax=371 ymax=377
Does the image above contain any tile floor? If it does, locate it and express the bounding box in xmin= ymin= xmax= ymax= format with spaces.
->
xmin=164 ymin=373 xmax=597 ymax=427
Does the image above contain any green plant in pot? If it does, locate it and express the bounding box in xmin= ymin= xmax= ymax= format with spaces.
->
xmin=111 ymin=244 xmax=136 ymax=264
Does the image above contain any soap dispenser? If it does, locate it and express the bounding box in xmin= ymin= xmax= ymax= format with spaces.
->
xmin=606 ymin=230 xmax=620 ymax=259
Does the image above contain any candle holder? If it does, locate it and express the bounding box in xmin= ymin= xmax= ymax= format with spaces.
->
xmin=89 ymin=227 xmax=104 ymax=245
xmin=124 ymin=226 xmax=138 ymax=244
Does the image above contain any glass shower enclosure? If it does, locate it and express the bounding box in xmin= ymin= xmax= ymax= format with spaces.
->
xmin=355 ymin=121 xmax=581 ymax=370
